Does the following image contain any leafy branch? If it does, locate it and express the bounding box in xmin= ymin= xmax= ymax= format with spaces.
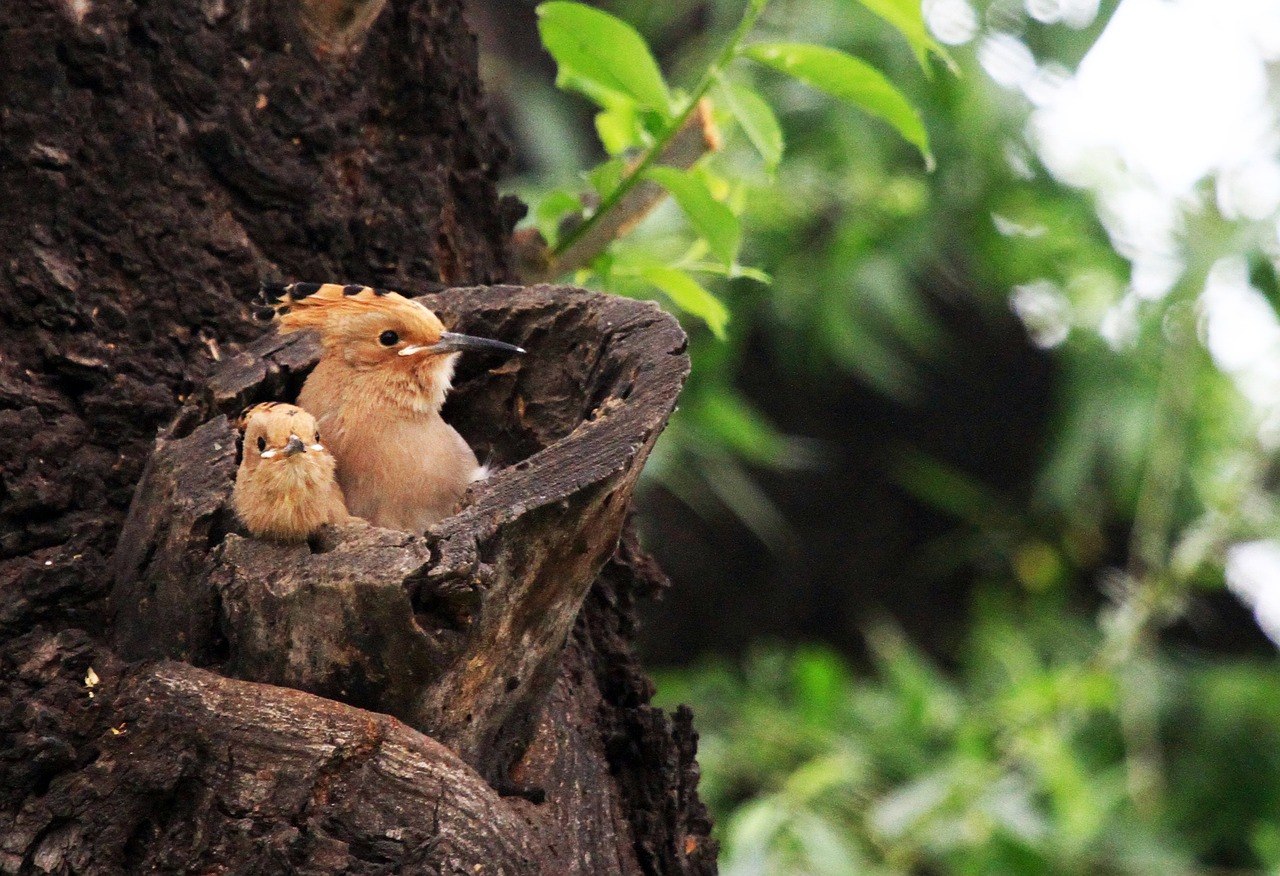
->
xmin=521 ymin=0 xmax=946 ymax=338
xmin=545 ymin=0 xmax=769 ymax=267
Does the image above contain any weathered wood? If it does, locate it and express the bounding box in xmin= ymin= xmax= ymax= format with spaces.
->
xmin=412 ymin=285 xmax=691 ymax=769
xmin=1 ymin=631 xmax=537 ymax=874
xmin=1 ymin=615 xmax=715 ymax=874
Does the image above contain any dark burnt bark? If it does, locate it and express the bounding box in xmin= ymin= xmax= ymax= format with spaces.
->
xmin=0 ymin=1 xmax=714 ymax=872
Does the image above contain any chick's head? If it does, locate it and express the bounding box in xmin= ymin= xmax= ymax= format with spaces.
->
xmin=234 ymin=402 xmax=346 ymax=542
xmin=238 ymin=402 xmax=328 ymax=473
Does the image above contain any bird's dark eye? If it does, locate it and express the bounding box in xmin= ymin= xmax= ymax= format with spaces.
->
xmin=256 ymin=437 xmax=266 ymax=452
xmin=314 ymin=431 xmax=320 ymax=443
xmin=379 ymin=330 xmax=399 ymax=346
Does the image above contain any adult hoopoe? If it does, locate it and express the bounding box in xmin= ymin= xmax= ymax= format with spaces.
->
xmin=260 ymin=282 xmax=523 ymax=532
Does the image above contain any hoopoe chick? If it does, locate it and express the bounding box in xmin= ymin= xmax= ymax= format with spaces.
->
xmin=262 ymin=282 xmax=524 ymax=533
xmin=233 ymin=402 xmax=349 ymax=542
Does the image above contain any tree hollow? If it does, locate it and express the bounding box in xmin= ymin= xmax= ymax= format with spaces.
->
xmin=110 ymin=283 xmax=689 ymax=782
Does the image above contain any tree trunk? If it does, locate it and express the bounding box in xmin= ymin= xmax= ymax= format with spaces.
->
xmin=0 ymin=1 xmax=716 ymax=873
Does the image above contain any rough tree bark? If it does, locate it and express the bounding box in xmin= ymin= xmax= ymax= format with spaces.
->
xmin=0 ymin=1 xmax=716 ymax=873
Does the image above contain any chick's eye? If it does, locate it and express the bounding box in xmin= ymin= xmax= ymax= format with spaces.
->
xmin=379 ymin=330 xmax=399 ymax=347
xmin=256 ymin=437 xmax=266 ymax=452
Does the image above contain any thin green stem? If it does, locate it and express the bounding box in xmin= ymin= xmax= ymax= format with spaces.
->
xmin=549 ymin=0 xmax=769 ymax=263
xmin=1104 ymin=232 xmax=1230 ymax=818
xmin=1128 ymin=328 xmax=1196 ymax=584
xmin=1103 ymin=309 xmax=1199 ymax=819
xmin=1122 ymin=214 xmax=1243 ymax=599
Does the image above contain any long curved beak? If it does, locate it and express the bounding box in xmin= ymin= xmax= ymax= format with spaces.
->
xmin=399 ymin=332 xmax=526 ymax=357
xmin=282 ymin=434 xmax=307 ymax=457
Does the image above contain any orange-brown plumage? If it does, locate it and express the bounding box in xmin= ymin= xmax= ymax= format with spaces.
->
xmin=267 ymin=283 xmax=523 ymax=533
xmin=233 ymin=402 xmax=348 ymax=542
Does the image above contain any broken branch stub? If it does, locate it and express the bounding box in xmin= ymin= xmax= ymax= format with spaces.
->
xmin=110 ymin=284 xmax=688 ymax=780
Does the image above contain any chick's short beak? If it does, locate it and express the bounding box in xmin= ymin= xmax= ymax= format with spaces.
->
xmin=282 ymin=434 xmax=306 ymax=457
xmin=399 ymin=331 xmax=526 ymax=357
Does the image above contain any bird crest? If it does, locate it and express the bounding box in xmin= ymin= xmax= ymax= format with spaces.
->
xmin=256 ymin=282 xmax=445 ymax=339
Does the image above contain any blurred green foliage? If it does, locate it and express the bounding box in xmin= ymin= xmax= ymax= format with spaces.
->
xmin=501 ymin=0 xmax=1280 ymax=870
xmin=654 ymin=615 xmax=1280 ymax=873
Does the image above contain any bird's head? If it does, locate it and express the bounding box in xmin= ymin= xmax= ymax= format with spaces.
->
xmin=237 ymin=402 xmax=330 ymax=474
xmin=262 ymin=283 xmax=524 ymax=413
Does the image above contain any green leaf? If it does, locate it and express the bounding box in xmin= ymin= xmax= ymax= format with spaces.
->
xmin=556 ymin=71 xmax=630 ymax=111
xmin=644 ymin=166 xmax=742 ymax=268
xmin=639 ymin=265 xmax=729 ymax=338
xmin=595 ymin=102 xmax=641 ymax=156
xmin=893 ymin=451 xmax=1008 ymax=528
xmin=683 ymin=261 xmax=773 ymax=284
xmin=716 ymin=80 xmax=784 ymax=170
xmin=537 ymin=2 xmax=672 ymax=116
xmin=533 ymin=189 xmax=583 ymax=244
xmin=744 ymin=42 xmax=932 ymax=168
xmin=695 ymin=391 xmax=788 ymax=464
xmin=853 ymin=0 xmax=957 ymax=73
xmin=586 ymin=158 xmax=625 ymax=199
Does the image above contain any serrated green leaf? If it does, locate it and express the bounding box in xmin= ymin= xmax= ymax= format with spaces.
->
xmin=744 ymin=42 xmax=932 ymax=168
xmin=853 ymin=0 xmax=957 ymax=73
xmin=640 ymin=265 xmax=729 ymax=338
xmin=645 ymin=166 xmax=742 ymax=268
xmin=716 ymin=80 xmax=784 ymax=170
xmin=537 ymin=2 xmax=672 ymax=116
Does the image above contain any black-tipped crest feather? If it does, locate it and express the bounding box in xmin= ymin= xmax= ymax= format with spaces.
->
xmin=292 ymin=282 xmax=323 ymax=298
